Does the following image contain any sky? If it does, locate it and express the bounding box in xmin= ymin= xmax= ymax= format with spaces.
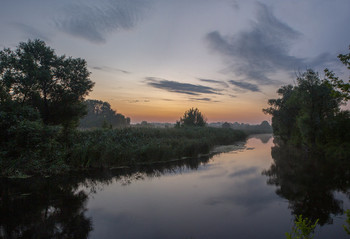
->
xmin=1 ymin=0 xmax=349 ymax=124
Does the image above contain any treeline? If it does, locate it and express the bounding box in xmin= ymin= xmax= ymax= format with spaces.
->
xmin=209 ymin=121 xmax=273 ymax=133
xmin=79 ymin=99 xmax=130 ymax=129
xmin=264 ymin=46 xmax=350 ymax=157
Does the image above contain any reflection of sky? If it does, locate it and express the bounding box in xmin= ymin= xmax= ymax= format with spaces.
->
xmin=84 ymin=136 xmax=292 ymax=238
xmin=84 ymin=136 xmax=350 ymax=238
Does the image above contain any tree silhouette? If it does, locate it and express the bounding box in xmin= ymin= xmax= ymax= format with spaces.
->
xmin=177 ymin=108 xmax=206 ymax=127
xmin=0 ymin=39 xmax=94 ymax=128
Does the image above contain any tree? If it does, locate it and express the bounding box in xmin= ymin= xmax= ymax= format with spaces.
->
xmin=222 ymin=122 xmax=231 ymax=128
xmin=79 ymin=99 xmax=130 ymax=129
xmin=324 ymin=45 xmax=350 ymax=101
xmin=0 ymin=39 xmax=94 ymax=128
xmin=178 ymin=108 xmax=206 ymax=127
xmin=263 ymin=84 xmax=300 ymax=143
xmin=263 ymin=69 xmax=343 ymax=147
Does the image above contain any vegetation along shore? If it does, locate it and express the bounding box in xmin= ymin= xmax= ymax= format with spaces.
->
xmin=0 ymin=40 xmax=254 ymax=177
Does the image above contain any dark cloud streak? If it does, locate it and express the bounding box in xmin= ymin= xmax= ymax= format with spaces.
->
xmin=198 ymin=78 xmax=229 ymax=87
xmin=91 ymin=66 xmax=130 ymax=74
xmin=189 ymin=97 xmax=212 ymax=101
xmin=229 ymin=80 xmax=260 ymax=92
xmin=146 ymin=77 xmax=221 ymax=96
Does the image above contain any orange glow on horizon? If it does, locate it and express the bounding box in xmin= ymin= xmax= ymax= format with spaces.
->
xmin=88 ymin=83 xmax=272 ymax=125
xmin=106 ymin=99 xmax=270 ymax=124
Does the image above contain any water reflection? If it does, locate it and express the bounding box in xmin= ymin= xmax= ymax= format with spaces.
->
xmin=2 ymin=135 xmax=349 ymax=238
xmin=250 ymin=134 xmax=273 ymax=144
xmin=0 ymin=154 xmax=215 ymax=239
xmin=0 ymin=176 xmax=92 ymax=239
xmin=263 ymin=139 xmax=350 ymax=225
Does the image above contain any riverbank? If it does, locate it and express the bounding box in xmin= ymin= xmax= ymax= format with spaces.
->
xmin=1 ymin=127 xmax=247 ymax=177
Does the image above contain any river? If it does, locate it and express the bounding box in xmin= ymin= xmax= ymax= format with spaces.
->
xmin=1 ymin=134 xmax=349 ymax=238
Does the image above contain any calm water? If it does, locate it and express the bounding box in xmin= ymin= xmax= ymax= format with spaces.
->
xmin=1 ymin=134 xmax=349 ymax=238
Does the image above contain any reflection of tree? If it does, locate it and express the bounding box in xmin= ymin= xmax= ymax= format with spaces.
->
xmin=251 ymin=134 xmax=272 ymax=144
xmin=0 ymin=176 xmax=93 ymax=239
xmin=263 ymin=139 xmax=350 ymax=225
xmin=0 ymin=154 xmax=212 ymax=238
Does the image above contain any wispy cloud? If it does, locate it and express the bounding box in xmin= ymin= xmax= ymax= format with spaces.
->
xmin=229 ymin=80 xmax=260 ymax=92
xmin=56 ymin=0 xmax=151 ymax=43
xmin=198 ymin=78 xmax=229 ymax=87
xmin=91 ymin=65 xmax=130 ymax=74
xmin=126 ymin=99 xmax=150 ymax=103
xmin=12 ymin=22 xmax=50 ymax=42
xmin=206 ymin=2 xmax=332 ymax=85
xmin=145 ymin=77 xmax=222 ymax=96
xmin=189 ymin=97 xmax=212 ymax=101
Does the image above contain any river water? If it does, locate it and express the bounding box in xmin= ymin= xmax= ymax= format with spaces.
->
xmin=1 ymin=134 xmax=349 ymax=238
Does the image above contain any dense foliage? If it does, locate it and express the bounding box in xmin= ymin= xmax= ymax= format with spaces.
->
xmin=0 ymin=40 xmax=95 ymax=176
xmin=79 ymin=99 xmax=130 ymax=129
xmin=0 ymin=39 xmax=94 ymax=128
xmin=324 ymin=45 xmax=350 ymax=101
xmin=176 ymin=107 xmax=207 ymax=127
xmin=263 ymin=47 xmax=350 ymax=151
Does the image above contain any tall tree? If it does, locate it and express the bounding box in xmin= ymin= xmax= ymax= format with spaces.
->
xmin=0 ymin=39 xmax=94 ymax=127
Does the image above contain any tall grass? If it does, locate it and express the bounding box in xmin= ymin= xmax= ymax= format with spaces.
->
xmin=67 ymin=127 xmax=247 ymax=169
xmin=1 ymin=126 xmax=246 ymax=176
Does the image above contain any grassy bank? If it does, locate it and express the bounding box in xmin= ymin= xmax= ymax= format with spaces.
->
xmin=0 ymin=127 xmax=246 ymax=177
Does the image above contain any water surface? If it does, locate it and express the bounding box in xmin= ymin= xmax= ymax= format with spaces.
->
xmin=1 ymin=134 xmax=349 ymax=238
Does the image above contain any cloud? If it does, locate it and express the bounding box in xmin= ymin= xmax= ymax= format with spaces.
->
xmin=12 ymin=22 xmax=50 ymax=42
xmin=206 ymin=2 xmax=328 ymax=84
xmin=145 ymin=77 xmax=222 ymax=96
xmin=229 ymin=80 xmax=260 ymax=92
xmin=91 ymin=65 xmax=130 ymax=74
xmin=127 ymin=99 xmax=150 ymax=103
xmin=198 ymin=78 xmax=229 ymax=87
xmin=56 ymin=0 xmax=151 ymax=43
xmin=189 ymin=97 xmax=212 ymax=101
xmin=230 ymin=0 xmax=240 ymax=10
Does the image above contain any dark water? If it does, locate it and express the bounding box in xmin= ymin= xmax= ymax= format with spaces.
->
xmin=1 ymin=134 xmax=349 ymax=238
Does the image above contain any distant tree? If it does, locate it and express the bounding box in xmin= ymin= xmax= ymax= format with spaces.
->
xmin=0 ymin=39 xmax=94 ymax=128
xmin=179 ymin=108 xmax=206 ymax=127
xmin=260 ymin=121 xmax=270 ymax=129
xmin=222 ymin=122 xmax=231 ymax=128
xmin=79 ymin=99 xmax=130 ymax=128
